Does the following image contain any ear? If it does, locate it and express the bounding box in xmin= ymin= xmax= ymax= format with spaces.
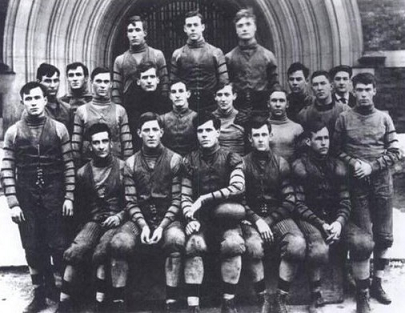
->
xmin=186 ymin=90 xmax=191 ymax=99
xmin=248 ymin=134 xmax=252 ymax=143
xmin=201 ymin=24 xmax=206 ymax=32
xmin=136 ymin=79 xmax=141 ymax=86
xmin=137 ymin=129 xmax=142 ymax=139
xmin=305 ymin=137 xmax=311 ymax=147
xmin=156 ymin=77 xmax=160 ymax=85
xmin=144 ymin=30 xmax=147 ymax=37
xmin=160 ymin=127 xmax=164 ymax=137
xmin=232 ymin=93 xmax=237 ymax=101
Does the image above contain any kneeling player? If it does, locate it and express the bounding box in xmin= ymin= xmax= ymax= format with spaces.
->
xmin=292 ymin=121 xmax=374 ymax=313
xmin=109 ymin=113 xmax=185 ymax=312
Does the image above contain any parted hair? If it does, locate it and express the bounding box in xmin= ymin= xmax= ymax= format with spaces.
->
xmin=136 ymin=61 xmax=157 ymax=79
xmin=20 ymin=81 xmax=47 ymax=99
xmin=138 ymin=112 xmax=163 ymax=130
xmin=303 ymin=119 xmax=328 ymax=139
xmin=352 ymin=72 xmax=377 ymax=88
xmin=311 ymin=70 xmax=331 ymax=83
xmin=193 ymin=111 xmax=221 ymax=130
xmin=90 ymin=67 xmax=110 ymax=81
xmin=86 ymin=123 xmax=112 ymax=141
xmin=233 ymin=8 xmax=256 ymax=24
xmin=329 ymin=65 xmax=352 ymax=79
xmin=287 ymin=62 xmax=310 ymax=79
xmin=36 ymin=63 xmax=60 ymax=81
xmin=185 ymin=10 xmax=204 ymax=24
xmin=66 ymin=62 xmax=89 ymax=77
xmin=245 ymin=115 xmax=272 ymax=135
xmin=127 ymin=15 xmax=147 ymax=30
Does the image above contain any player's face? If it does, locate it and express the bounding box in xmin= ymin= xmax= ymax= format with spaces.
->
xmin=312 ymin=75 xmax=332 ymax=101
xmin=215 ymin=85 xmax=236 ymax=112
xmin=169 ymin=82 xmax=190 ymax=110
xmin=250 ymin=124 xmax=271 ymax=152
xmin=235 ymin=17 xmax=257 ymax=41
xmin=138 ymin=120 xmax=163 ymax=149
xmin=92 ymin=73 xmax=111 ymax=99
xmin=333 ymin=71 xmax=351 ymax=95
xmin=308 ymin=127 xmax=330 ymax=156
xmin=288 ymin=70 xmax=307 ymax=94
xmin=21 ymin=87 xmax=47 ymax=117
xmin=40 ymin=72 xmax=60 ymax=97
xmin=90 ymin=131 xmax=111 ymax=159
xmin=268 ymin=91 xmax=288 ymax=117
xmin=197 ymin=120 xmax=220 ymax=149
xmin=67 ymin=66 xmax=86 ymax=90
xmin=137 ymin=68 xmax=159 ymax=92
xmin=127 ymin=22 xmax=146 ymax=46
xmin=184 ymin=16 xmax=205 ymax=41
xmin=354 ymin=83 xmax=376 ymax=108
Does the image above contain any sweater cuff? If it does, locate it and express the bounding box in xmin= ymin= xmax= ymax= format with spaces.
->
xmin=370 ymin=160 xmax=380 ymax=173
xmin=65 ymin=192 xmax=74 ymax=202
xmin=336 ymin=216 xmax=346 ymax=228
xmin=136 ymin=218 xmax=147 ymax=229
xmin=159 ymin=217 xmax=172 ymax=230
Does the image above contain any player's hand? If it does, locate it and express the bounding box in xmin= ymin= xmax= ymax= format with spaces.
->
xmin=101 ymin=215 xmax=120 ymax=228
xmin=329 ymin=221 xmax=342 ymax=242
xmin=184 ymin=198 xmax=202 ymax=220
xmin=11 ymin=206 xmax=25 ymax=224
xmin=185 ymin=221 xmax=201 ymax=236
xmin=150 ymin=227 xmax=163 ymax=244
xmin=354 ymin=160 xmax=372 ymax=179
xmin=141 ymin=225 xmax=151 ymax=244
xmin=255 ymin=219 xmax=273 ymax=243
xmin=62 ymin=199 xmax=74 ymax=217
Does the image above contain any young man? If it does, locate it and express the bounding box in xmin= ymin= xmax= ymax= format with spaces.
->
xmin=130 ymin=61 xmax=170 ymax=150
xmin=112 ymin=15 xmax=169 ymax=107
xmin=212 ymin=83 xmax=245 ymax=156
xmin=1 ymin=82 xmax=75 ymax=313
xmin=286 ymin=62 xmax=314 ymax=122
xmin=60 ymin=62 xmax=92 ymax=113
xmin=171 ymin=10 xmax=229 ymax=112
xmin=57 ymin=123 xmax=125 ymax=313
xmin=109 ymin=112 xmax=185 ymax=312
xmin=329 ymin=65 xmax=356 ymax=108
xmin=267 ymin=88 xmax=303 ymax=162
xmin=241 ymin=117 xmax=306 ymax=313
xmin=297 ymin=70 xmax=349 ymax=138
xmin=226 ymin=8 xmax=279 ymax=123
xmin=36 ymin=63 xmax=73 ymax=132
xmin=72 ymin=67 xmax=133 ymax=167
xmin=160 ymin=81 xmax=197 ymax=156
xmin=334 ymin=73 xmax=402 ymax=312
xmin=292 ymin=121 xmax=374 ymax=313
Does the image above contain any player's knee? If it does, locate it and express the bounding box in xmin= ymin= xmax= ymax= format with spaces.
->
xmin=282 ymin=234 xmax=306 ymax=261
xmin=307 ymin=240 xmax=329 ymax=265
xmin=163 ymin=230 xmax=186 ymax=255
xmin=110 ymin=231 xmax=136 ymax=258
xmin=350 ymin=234 xmax=374 ymax=261
xmin=221 ymin=231 xmax=246 ymax=257
xmin=185 ymin=234 xmax=207 ymax=256
xmin=244 ymin=232 xmax=264 ymax=259
xmin=63 ymin=243 xmax=91 ymax=265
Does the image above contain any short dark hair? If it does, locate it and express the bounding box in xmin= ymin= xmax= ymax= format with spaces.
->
xmin=170 ymin=80 xmax=188 ymax=90
xmin=91 ymin=67 xmax=110 ymax=81
xmin=311 ymin=70 xmax=331 ymax=83
xmin=352 ymin=72 xmax=377 ymax=88
xmin=303 ymin=120 xmax=328 ymax=139
xmin=36 ymin=63 xmax=60 ymax=81
xmin=185 ymin=10 xmax=204 ymax=24
xmin=245 ymin=115 xmax=271 ymax=136
xmin=136 ymin=61 xmax=157 ymax=79
xmin=269 ymin=86 xmax=288 ymax=99
xmin=193 ymin=111 xmax=221 ymax=130
xmin=215 ymin=82 xmax=235 ymax=94
xmin=287 ymin=62 xmax=310 ymax=79
xmin=234 ymin=8 xmax=256 ymax=24
xmin=66 ymin=62 xmax=89 ymax=77
xmin=138 ymin=112 xmax=163 ymax=130
xmin=20 ymin=81 xmax=47 ymax=99
xmin=127 ymin=15 xmax=147 ymax=30
xmin=329 ymin=65 xmax=352 ymax=79
xmin=87 ymin=123 xmax=111 ymax=141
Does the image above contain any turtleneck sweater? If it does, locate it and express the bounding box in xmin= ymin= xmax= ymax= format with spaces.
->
xmin=268 ymin=114 xmax=303 ymax=162
xmin=292 ymin=151 xmax=350 ymax=229
xmin=287 ymin=91 xmax=314 ymax=123
xmin=72 ymin=96 xmax=133 ymax=165
xmin=91 ymin=153 xmax=114 ymax=199
xmin=171 ymin=37 xmax=229 ymax=93
xmin=333 ymin=105 xmax=401 ymax=172
xmin=2 ymin=113 xmax=76 ymax=209
xmin=112 ymin=41 xmax=168 ymax=106
xmin=44 ymin=97 xmax=72 ymax=132
xmin=213 ymin=107 xmax=245 ymax=155
xmin=225 ymin=38 xmax=278 ymax=92
xmin=60 ymin=82 xmax=92 ymax=112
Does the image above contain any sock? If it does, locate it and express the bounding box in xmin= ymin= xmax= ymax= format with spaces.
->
xmin=112 ymin=287 xmax=125 ymax=302
xmin=254 ymin=279 xmax=266 ymax=295
xmin=310 ymin=280 xmax=321 ymax=294
xmin=222 ymin=282 xmax=237 ymax=299
xmin=278 ymin=278 xmax=291 ymax=294
xmin=60 ymin=279 xmax=72 ymax=301
xmin=96 ymin=278 xmax=107 ymax=303
xmin=356 ymin=278 xmax=370 ymax=291
xmin=166 ymin=285 xmax=179 ymax=303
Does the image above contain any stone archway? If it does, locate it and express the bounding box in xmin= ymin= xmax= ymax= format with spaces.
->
xmin=2 ymin=0 xmax=363 ymax=133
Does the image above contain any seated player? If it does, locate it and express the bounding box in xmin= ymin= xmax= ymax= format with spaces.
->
xmin=109 ymin=112 xmax=185 ymax=312
xmin=241 ymin=116 xmax=306 ymax=313
xmin=57 ymin=123 xmax=125 ymax=313
xmin=213 ymin=83 xmax=245 ymax=155
xmin=292 ymin=121 xmax=374 ymax=313
xmin=182 ymin=111 xmax=246 ymax=313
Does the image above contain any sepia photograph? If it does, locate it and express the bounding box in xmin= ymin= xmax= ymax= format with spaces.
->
xmin=0 ymin=0 xmax=405 ymax=312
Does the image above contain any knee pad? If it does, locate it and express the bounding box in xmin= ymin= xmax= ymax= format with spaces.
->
xmin=214 ymin=203 xmax=246 ymax=221
xmin=220 ymin=230 xmax=246 ymax=257
xmin=307 ymin=241 xmax=329 ymax=265
xmin=185 ymin=234 xmax=207 ymax=256
xmin=63 ymin=244 xmax=90 ymax=265
xmin=282 ymin=234 xmax=306 ymax=262
xmin=110 ymin=231 xmax=136 ymax=258
xmin=163 ymin=229 xmax=186 ymax=256
xmin=350 ymin=234 xmax=375 ymax=261
xmin=244 ymin=231 xmax=264 ymax=259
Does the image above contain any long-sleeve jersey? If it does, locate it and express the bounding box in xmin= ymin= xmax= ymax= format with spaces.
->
xmin=243 ymin=150 xmax=295 ymax=226
xmin=181 ymin=145 xmax=245 ymax=217
xmin=292 ymin=153 xmax=351 ymax=229
xmin=333 ymin=107 xmax=402 ymax=172
xmin=125 ymin=145 xmax=183 ymax=230
xmin=1 ymin=115 xmax=75 ymax=209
